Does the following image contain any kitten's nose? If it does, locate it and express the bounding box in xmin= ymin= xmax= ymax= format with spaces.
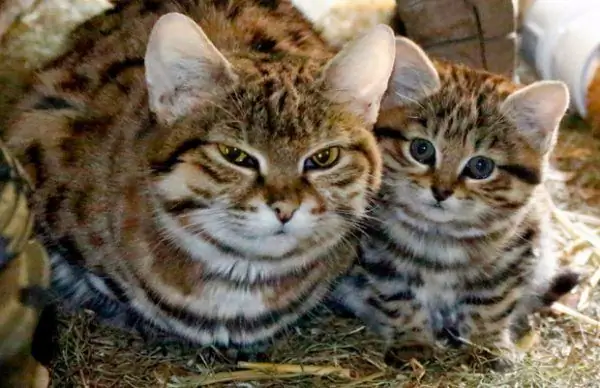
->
xmin=271 ymin=202 xmax=298 ymax=224
xmin=431 ymin=186 xmax=453 ymax=202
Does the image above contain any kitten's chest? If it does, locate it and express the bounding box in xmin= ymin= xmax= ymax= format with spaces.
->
xmin=415 ymin=272 xmax=460 ymax=317
xmin=412 ymin=272 xmax=472 ymax=342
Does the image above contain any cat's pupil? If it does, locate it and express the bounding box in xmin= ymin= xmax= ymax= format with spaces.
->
xmin=475 ymin=159 xmax=486 ymax=171
xmin=218 ymin=144 xmax=257 ymax=168
xmin=233 ymin=150 xmax=244 ymax=161
xmin=409 ymin=138 xmax=435 ymax=166
xmin=315 ymin=150 xmax=329 ymax=163
xmin=304 ymin=147 xmax=339 ymax=171
xmin=464 ymin=156 xmax=495 ymax=180
xmin=223 ymin=146 xmax=242 ymax=161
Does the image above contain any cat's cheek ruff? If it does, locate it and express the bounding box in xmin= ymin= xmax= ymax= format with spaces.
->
xmin=153 ymin=167 xmax=197 ymax=201
xmin=281 ymin=202 xmax=321 ymax=239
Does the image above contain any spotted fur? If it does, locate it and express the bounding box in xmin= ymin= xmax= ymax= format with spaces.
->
xmin=2 ymin=0 xmax=396 ymax=350
xmin=330 ymin=37 xmax=574 ymax=370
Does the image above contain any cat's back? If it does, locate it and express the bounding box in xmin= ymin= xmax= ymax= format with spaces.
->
xmin=11 ymin=0 xmax=331 ymax=120
xmin=53 ymin=0 xmax=330 ymax=69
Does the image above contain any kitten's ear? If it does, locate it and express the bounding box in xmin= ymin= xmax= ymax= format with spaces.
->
xmin=380 ymin=37 xmax=441 ymax=110
xmin=145 ymin=12 xmax=237 ymax=123
xmin=500 ymin=81 xmax=569 ymax=154
xmin=321 ymin=24 xmax=396 ymax=125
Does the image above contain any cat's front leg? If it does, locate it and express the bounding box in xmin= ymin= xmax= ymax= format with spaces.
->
xmin=383 ymin=308 xmax=434 ymax=368
xmin=331 ymin=271 xmax=434 ymax=367
xmin=222 ymin=344 xmax=272 ymax=363
xmin=384 ymin=332 xmax=434 ymax=368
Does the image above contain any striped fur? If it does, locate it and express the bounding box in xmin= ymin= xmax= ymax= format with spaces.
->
xmin=2 ymin=0 xmax=395 ymax=350
xmin=331 ymin=38 xmax=574 ymax=370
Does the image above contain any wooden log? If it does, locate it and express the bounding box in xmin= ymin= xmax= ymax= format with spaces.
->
xmin=395 ymin=0 xmax=516 ymax=76
xmin=425 ymin=34 xmax=516 ymax=77
xmin=396 ymin=0 xmax=515 ymax=45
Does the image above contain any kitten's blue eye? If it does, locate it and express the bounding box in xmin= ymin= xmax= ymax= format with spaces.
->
xmin=463 ymin=156 xmax=495 ymax=180
xmin=409 ymin=138 xmax=436 ymax=166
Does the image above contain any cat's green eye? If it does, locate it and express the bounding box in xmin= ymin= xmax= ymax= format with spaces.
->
xmin=463 ymin=156 xmax=495 ymax=180
xmin=304 ymin=146 xmax=340 ymax=171
xmin=217 ymin=144 xmax=257 ymax=168
xmin=409 ymin=138 xmax=436 ymax=166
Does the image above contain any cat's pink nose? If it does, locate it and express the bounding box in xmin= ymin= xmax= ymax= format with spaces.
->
xmin=272 ymin=202 xmax=298 ymax=224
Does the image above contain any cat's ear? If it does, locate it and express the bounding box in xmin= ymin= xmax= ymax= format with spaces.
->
xmin=380 ymin=37 xmax=441 ymax=110
xmin=321 ymin=24 xmax=396 ymax=125
xmin=145 ymin=12 xmax=237 ymax=123
xmin=500 ymin=80 xmax=569 ymax=154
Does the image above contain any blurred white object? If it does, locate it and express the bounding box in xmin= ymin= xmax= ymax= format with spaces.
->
xmin=520 ymin=0 xmax=600 ymax=116
xmin=0 ymin=0 xmax=112 ymax=69
xmin=291 ymin=0 xmax=396 ymax=48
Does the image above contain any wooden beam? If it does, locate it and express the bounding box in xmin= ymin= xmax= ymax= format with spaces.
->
xmin=425 ymin=34 xmax=516 ymax=77
xmin=396 ymin=0 xmax=515 ymax=46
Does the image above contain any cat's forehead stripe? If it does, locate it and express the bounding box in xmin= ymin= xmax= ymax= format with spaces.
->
xmin=409 ymin=62 xmax=519 ymax=147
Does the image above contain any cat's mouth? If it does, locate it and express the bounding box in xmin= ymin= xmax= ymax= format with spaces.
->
xmin=427 ymin=202 xmax=446 ymax=211
xmin=420 ymin=202 xmax=458 ymax=224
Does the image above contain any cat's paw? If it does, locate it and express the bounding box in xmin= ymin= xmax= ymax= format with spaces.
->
xmin=383 ymin=343 xmax=434 ymax=368
xmin=472 ymin=345 xmax=523 ymax=372
xmin=488 ymin=355 xmax=515 ymax=372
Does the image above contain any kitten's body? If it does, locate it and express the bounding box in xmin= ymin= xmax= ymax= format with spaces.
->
xmin=3 ymin=0 xmax=395 ymax=349
xmin=331 ymin=38 xmax=571 ymax=368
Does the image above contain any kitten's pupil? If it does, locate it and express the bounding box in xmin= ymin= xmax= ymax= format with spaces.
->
xmin=463 ymin=156 xmax=495 ymax=180
xmin=409 ymin=138 xmax=436 ymax=166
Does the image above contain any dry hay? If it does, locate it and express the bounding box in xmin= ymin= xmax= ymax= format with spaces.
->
xmin=43 ymin=114 xmax=600 ymax=388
